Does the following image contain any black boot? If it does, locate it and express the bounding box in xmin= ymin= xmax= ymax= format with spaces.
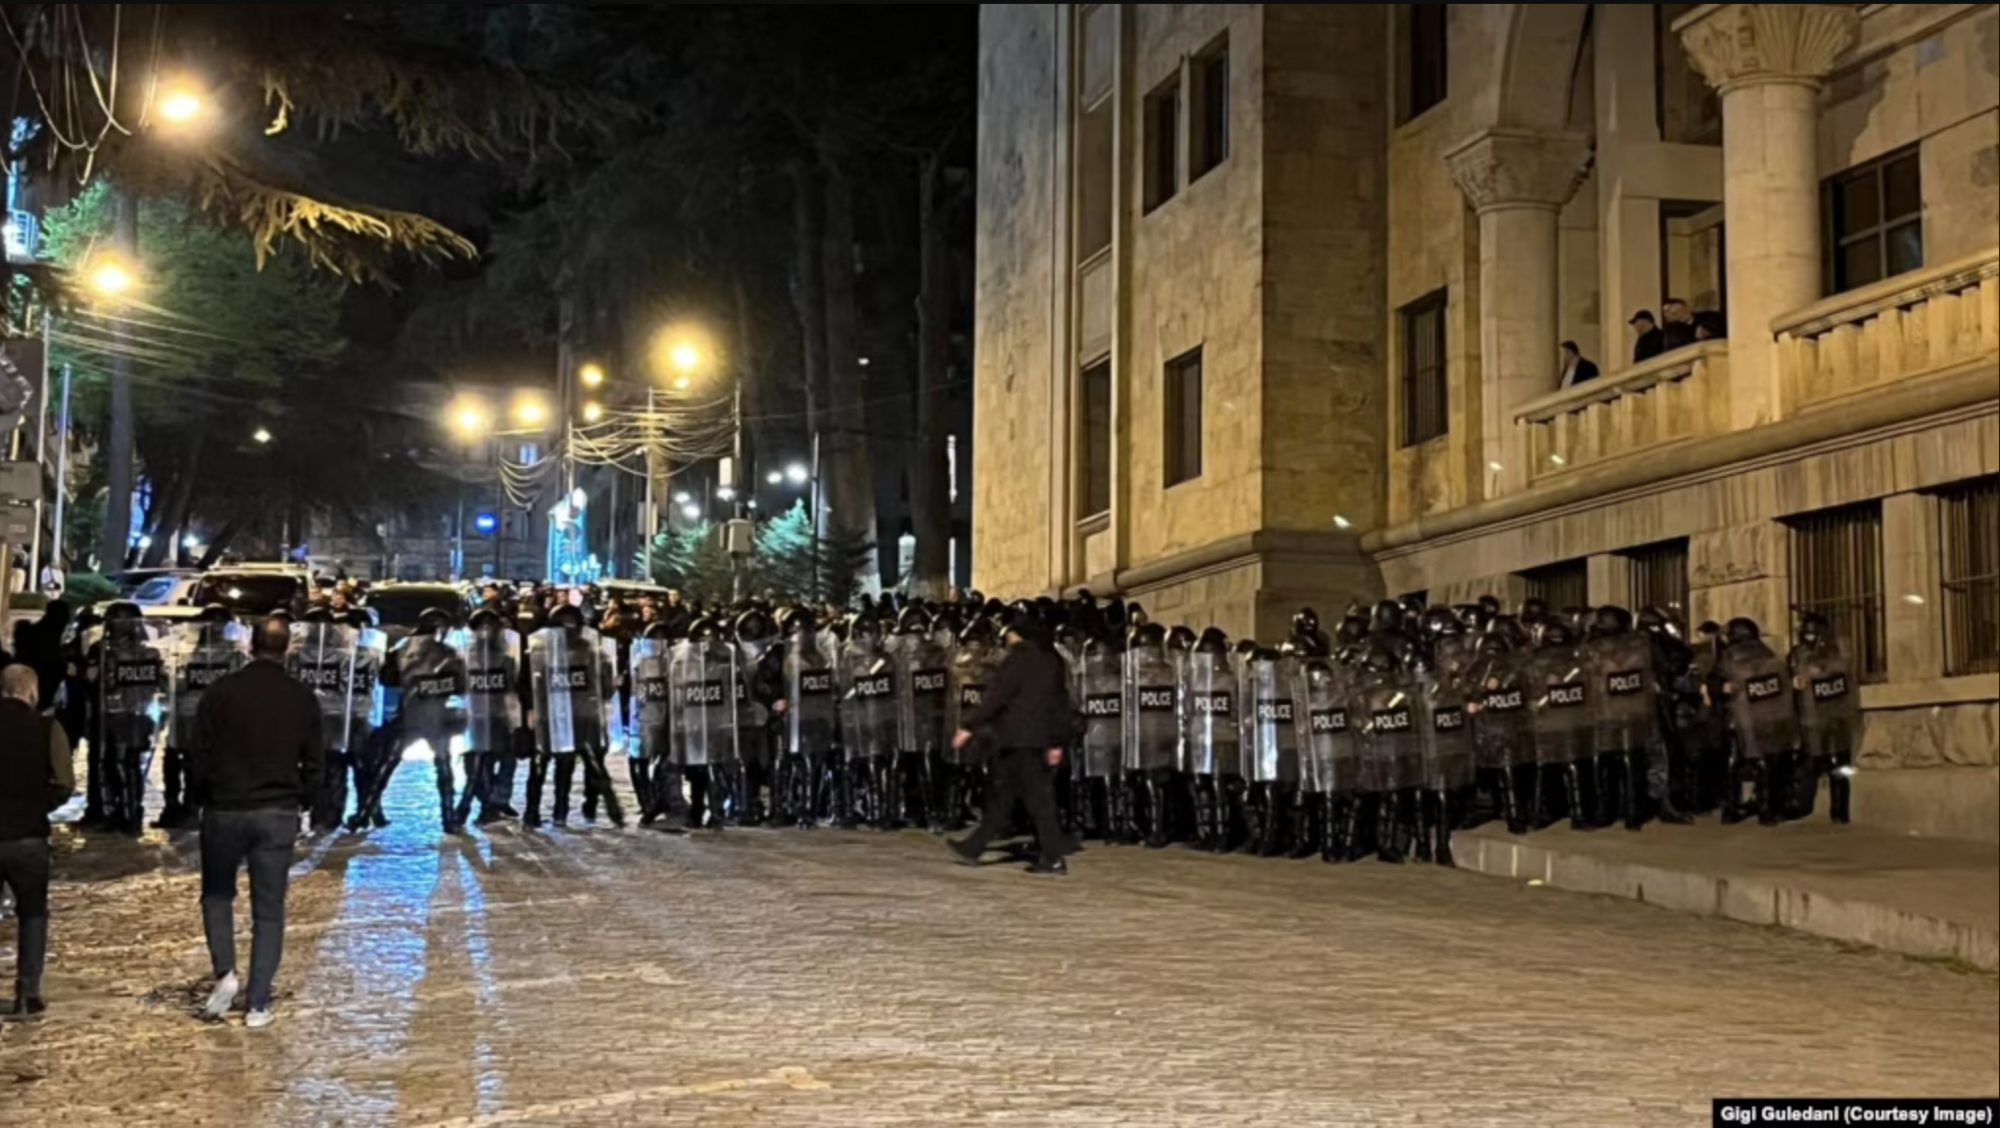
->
xmin=523 ymin=756 xmax=547 ymax=827
xmin=1290 ymin=791 xmax=1320 ymax=859
xmin=1375 ymin=791 xmax=1408 ymax=864
xmin=1413 ymin=790 xmax=1435 ymax=864
xmin=1754 ymin=755 xmax=1782 ymax=827
xmin=1720 ymin=751 xmax=1758 ymax=825
xmin=1433 ymin=790 xmax=1457 ymax=867
xmin=1828 ymin=753 xmax=1853 ymax=825
xmin=553 ymin=757 xmax=575 ymax=825
xmin=1328 ymin=793 xmax=1361 ymax=863
xmin=1563 ymin=761 xmax=1593 ymax=831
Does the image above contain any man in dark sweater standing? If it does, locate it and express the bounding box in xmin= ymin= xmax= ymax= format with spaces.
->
xmin=0 ymin=664 xmax=73 ymax=1020
xmin=190 ymin=618 xmax=324 ymax=1029
xmin=948 ymin=618 xmax=1075 ymax=875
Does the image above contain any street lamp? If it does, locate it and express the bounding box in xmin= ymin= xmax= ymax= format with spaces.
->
xmin=158 ymin=88 xmax=205 ymax=123
xmin=580 ymin=363 xmax=606 ymax=388
xmin=511 ymin=394 xmax=548 ymax=428
xmin=582 ymin=401 xmax=604 ymax=423
xmin=785 ymin=464 xmax=810 ymax=485
xmin=448 ymin=398 xmax=491 ymax=439
xmin=766 ymin=470 xmax=783 ymax=486
xmin=88 ymin=260 xmax=133 ymax=295
xmin=252 ymin=428 xmax=273 ymax=445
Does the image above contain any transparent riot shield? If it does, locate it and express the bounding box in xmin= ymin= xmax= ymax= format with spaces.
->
xmin=1292 ymin=658 xmax=1352 ymax=794
xmin=784 ymin=628 xmax=838 ymax=757
xmin=169 ymin=622 xmax=248 ymax=753
xmin=1468 ymin=648 xmax=1533 ymax=773
xmin=1793 ymin=637 xmax=1860 ymax=760
xmin=397 ymin=631 xmax=468 ymax=752
xmin=896 ymin=630 xmax=954 ymax=757
xmin=839 ymin=641 xmax=898 ymax=763
xmin=1360 ymin=671 xmax=1421 ymax=790
xmin=353 ymin=628 xmax=390 ymax=748
xmin=629 ymin=638 xmax=674 ymax=765
xmin=290 ymin=623 xmax=358 ymax=753
xmin=100 ymin=618 xmax=171 ymax=800
xmin=1418 ymin=667 xmax=1474 ymax=793
xmin=946 ymin=637 xmax=1000 ymax=764
xmin=1180 ymin=649 xmax=1239 ymax=777
xmin=1122 ymin=644 xmax=1179 ymax=774
xmin=1724 ymin=641 xmax=1800 ymax=762
xmin=1525 ymin=644 xmax=1593 ymax=766
xmin=735 ymin=634 xmax=775 ymax=765
xmin=669 ymin=636 xmax=737 ymax=768
xmin=1242 ymin=653 xmax=1300 ymax=786
xmin=531 ymin=626 xmax=611 ymax=755
xmin=1589 ymin=632 xmax=1659 ymax=754
xmin=452 ymin=626 xmax=521 ymax=753
xmin=1074 ymin=641 xmax=1124 ymax=779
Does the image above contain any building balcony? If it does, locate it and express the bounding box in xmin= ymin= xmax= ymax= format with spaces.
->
xmin=1511 ymin=341 xmax=1731 ymax=488
xmin=1776 ymin=247 xmax=2000 ymax=416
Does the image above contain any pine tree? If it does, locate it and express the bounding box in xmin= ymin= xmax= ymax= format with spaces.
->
xmin=756 ymin=502 xmax=819 ymax=602
xmin=815 ymin=522 xmax=876 ymax=610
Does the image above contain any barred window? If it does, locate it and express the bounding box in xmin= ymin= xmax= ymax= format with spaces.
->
xmin=1787 ymin=503 xmax=1887 ymax=683
xmin=1622 ymin=538 xmax=1690 ymax=615
xmin=1940 ymin=478 xmax=1999 ymax=676
xmin=1520 ymin=559 xmax=1588 ymax=613
xmin=1399 ymin=289 xmax=1448 ymax=447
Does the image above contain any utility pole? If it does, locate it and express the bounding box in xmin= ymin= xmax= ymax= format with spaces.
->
xmin=49 ymin=363 xmax=71 ymax=578
xmin=100 ymin=190 xmax=138 ymax=572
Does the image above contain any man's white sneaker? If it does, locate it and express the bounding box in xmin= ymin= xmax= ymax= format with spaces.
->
xmin=203 ymin=973 xmax=239 ymax=1021
xmin=245 ymin=1007 xmax=276 ymax=1030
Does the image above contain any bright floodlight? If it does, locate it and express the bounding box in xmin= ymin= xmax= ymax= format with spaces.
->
xmin=253 ymin=428 xmax=273 ymax=445
xmin=159 ymin=89 xmax=204 ymax=123
xmin=785 ymin=464 xmax=810 ymax=485
xmin=766 ymin=471 xmax=783 ymax=486
xmin=583 ymin=402 xmax=605 ymax=423
xmin=89 ymin=261 xmax=133 ymax=294
xmin=450 ymin=399 xmax=490 ymax=437
xmin=513 ymin=396 xmax=548 ymax=427
xmin=669 ymin=342 xmax=703 ymax=374
xmin=580 ymin=363 xmax=606 ymax=388
xmin=681 ymin=504 xmax=701 ymax=521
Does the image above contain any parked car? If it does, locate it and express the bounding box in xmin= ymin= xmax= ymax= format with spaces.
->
xmin=116 ymin=567 xmax=196 ymax=599
xmin=363 ymin=582 xmax=472 ymax=641
xmin=130 ymin=572 xmax=202 ymax=608
xmin=183 ymin=567 xmax=313 ymax=618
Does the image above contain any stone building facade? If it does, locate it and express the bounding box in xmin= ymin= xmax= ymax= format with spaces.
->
xmin=973 ymin=3 xmax=1999 ymax=840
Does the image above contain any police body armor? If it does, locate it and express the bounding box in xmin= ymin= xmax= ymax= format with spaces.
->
xmin=1180 ymin=649 xmax=1240 ymax=778
xmin=669 ymin=636 xmax=738 ymax=768
xmin=1467 ymin=647 xmax=1533 ymax=772
xmin=1293 ymin=658 xmax=1356 ymax=794
xmin=1122 ymin=641 xmax=1180 ymax=774
xmin=1589 ymin=631 xmax=1660 ymax=754
xmin=895 ymin=629 xmax=954 ymax=758
xmin=783 ymin=627 xmax=838 ymax=757
xmin=839 ymin=638 xmax=898 ymax=763
xmin=1793 ymin=639 xmax=1859 ymax=763
xmin=1359 ymin=666 xmax=1421 ymax=791
xmin=171 ymin=623 xmax=248 ymax=751
xmin=529 ymin=626 xmax=613 ymax=754
xmin=946 ymin=636 xmax=1001 ymax=764
xmin=1524 ymin=643 xmax=1593 ymax=766
xmin=452 ymin=626 xmax=522 ymax=752
xmin=1073 ymin=638 xmax=1124 ymax=779
xmin=290 ymin=623 xmax=358 ymax=753
xmin=397 ymin=632 xmax=468 ymax=749
xmin=630 ymin=638 xmax=674 ymax=766
xmin=1722 ymin=639 xmax=1800 ymax=763
xmin=1241 ymin=651 xmax=1300 ymax=786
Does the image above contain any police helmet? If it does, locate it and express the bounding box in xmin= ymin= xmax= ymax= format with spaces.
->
xmin=418 ymin=607 xmax=456 ymax=635
xmin=1539 ymin=620 xmax=1576 ymax=648
xmin=1132 ymin=622 xmax=1167 ymax=650
xmin=199 ymin=604 xmax=235 ymax=624
xmin=550 ymin=604 xmax=587 ymax=633
xmin=1194 ymin=627 xmax=1230 ymax=655
xmin=1724 ymin=617 xmax=1761 ymax=646
xmin=103 ymin=600 xmax=144 ymax=623
xmin=467 ymin=607 xmax=505 ymax=632
xmin=736 ymin=608 xmax=775 ymax=642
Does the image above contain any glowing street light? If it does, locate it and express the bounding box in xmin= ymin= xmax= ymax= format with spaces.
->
xmin=580 ymin=363 xmax=606 ymax=388
xmin=448 ymin=398 xmax=491 ymax=439
xmin=88 ymin=260 xmax=134 ymax=295
xmin=766 ymin=470 xmax=783 ymax=486
xmin=673 ymin=492 xmax=692 ymax=505
xmin=717 ymin=486 xmax=737 ymax=502
xmin=252 ymin=428 xmax=273 ymax=445
xmin=582 ymin=402 xmax=605 ymax=423
xmin=158 ymin=88 xmax=205 ymax=124
xmin=669 ymin=342 xmax=703 ymax=375
xmin=785 ymin=464 xmax=810 ymax=485
xmin=512 ymin=395 xmax=549 ymax=427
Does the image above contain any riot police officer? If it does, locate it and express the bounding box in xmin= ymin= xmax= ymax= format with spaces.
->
xmin=342 ymin=611 xmax=392 ymax=832
xmin=1586 ymin=606 xmax=1690 ymax=830
xmin=1717 ymin=617 xmax=1801 ymax=826
xmin=1122 ymin=623 xmax=1180 ymax=849
xmin=456 ymin=608 xmax=523 ymax=827
xmin=526 ymin=605 xmax=622 ymax=828
xmin=1356 ymin=641 xmax=1420 ymax=863
xmin=1789 ymin=612 xmax=1859 ymax=824
xmin=733 ymin=609 xmax=785 ymax=827
xmin=942 ymin=616 xmax=1002 ymax=833
xmin=1240 ymin=645 xmax=1301 ymax=857
xmin=384 ymin=608 xmax=468 ymax=834
xmin=1070 ymin=627 xmax=1125 ymax=842
xmin=292 ymin=609 xmax=358 ymax=832
xmin=629 ymin=622 xmax=674 ymax=825
xmin=1180 ymin=628 xmax=1241 ymax=853
xmin=775 ymin=611 xmax=837 ymax=827
xmin=91 ymin=602 xmax=166 ymax=836
xmin=836 ymin=615 xmax=898 ymax=829
xmin=159 ymin=607 xmax=246 ymax=830
xmin=892 ymin=606 xmax=952 ymax=832
xmin=1465 ymin=625 xmax=1533 ymax=835
xmin=668 ymin=617 xmax=736 ymax=830
xmin=1417 ymin=610 xmax=1476 ymax=864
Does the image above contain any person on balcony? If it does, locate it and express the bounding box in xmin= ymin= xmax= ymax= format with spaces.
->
xmin=1661 ymin=298 xmax=1699 ymax=352
xmin=1558 ymin=341 xmax=1601 ymax=389
xmin=1628 ymin=310 xmax=1666 ymax=364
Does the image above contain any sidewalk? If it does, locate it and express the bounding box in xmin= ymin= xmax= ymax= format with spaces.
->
xmin=1454 ymin=818 xmax=1999 ymax=970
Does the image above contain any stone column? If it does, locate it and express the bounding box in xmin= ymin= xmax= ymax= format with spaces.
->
xmin=1446 ymin=127 xmax=1592 ymax=498
xmin=1678 ymin=3 xmax=1859 ymax=429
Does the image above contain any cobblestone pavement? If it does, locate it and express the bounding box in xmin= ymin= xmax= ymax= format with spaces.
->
xmin=2 ymin=761 xmax=1995 ymax=1128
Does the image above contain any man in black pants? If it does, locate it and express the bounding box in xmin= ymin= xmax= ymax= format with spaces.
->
xmin=190 ymin=618 xmax=324 ymax=1030
xmin=0 ymin=665 xmax=73 ymax=1020
xmin=947 ymin=618 xmax=1075 ymax=876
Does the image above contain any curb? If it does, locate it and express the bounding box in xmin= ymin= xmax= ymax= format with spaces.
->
xmin=1453 ymin=830 xmax=2000 ymax=971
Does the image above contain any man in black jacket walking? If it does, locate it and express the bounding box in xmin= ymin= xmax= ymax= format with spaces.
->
xmin=190 ymin=618 xmax=324 ymax=1029
xmin=0 ymin=664 xmax=74 ymax=1020
xmin=948 ymin=618 xmax=1074 ymax=875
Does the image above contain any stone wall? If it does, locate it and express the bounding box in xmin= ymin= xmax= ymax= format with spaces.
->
xmin=972 ymin=4 xmax=1062 ymax=598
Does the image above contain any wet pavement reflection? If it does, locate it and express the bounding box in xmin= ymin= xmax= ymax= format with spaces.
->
xmin=3 ymin=756 xmax=1996 ymax=1126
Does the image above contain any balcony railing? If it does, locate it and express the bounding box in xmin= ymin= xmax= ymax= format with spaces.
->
xmin=1512 ymin=341 xmax=1730 ymax=486
xmin=1775 ymin=247 xmax=2000 ymax=415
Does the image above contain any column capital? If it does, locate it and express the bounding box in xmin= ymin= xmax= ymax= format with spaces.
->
xmin=1675 ymin=3 xmax=1860 ymax=94
xmin=1444 ymin=127 xmax=1593 ymax=215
